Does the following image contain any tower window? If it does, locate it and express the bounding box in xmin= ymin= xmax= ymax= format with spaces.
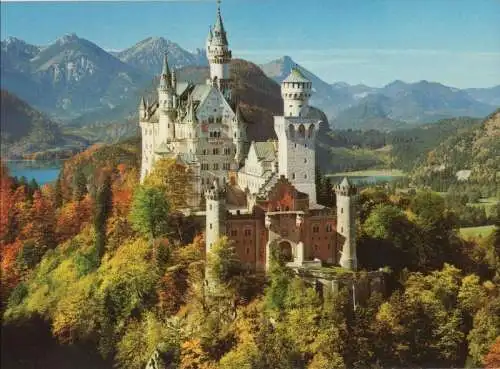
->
xmin=304 ymin=174 xmax=307 ymax=179
xmin=341 ymin=208 xmax=343 ymax=214
xmin=292 ymin=173 xmax=296 ymax=180
xmin=313 ymin=225 xmax=319 ymax=233
xmin=209 ymin=204 xmax=212 ymax=210
xmin=210 ymin=223 xmax=213 ymax=229
xmin=341 ymin=227 xmax=344 ymax=233
xmin=304 ymin=158 xmax=307 ymax=163
xmin=326 ymin=224 xmax=333 ymax=232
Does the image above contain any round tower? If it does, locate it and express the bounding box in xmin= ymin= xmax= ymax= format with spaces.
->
xmin=205 ymin=180 xmax=227 ymax=255
xmin=206 ymin=1 xmax=232 ymax=100
xmin=274 ymin=68 xmax=319 ymax=204
xmin=281 ymin=67 xmax=312 ymax=117
xmin=335 ymin=177 xmax=358 ymax=271
xmin=158 ymin=53 xmax=177 ymax=142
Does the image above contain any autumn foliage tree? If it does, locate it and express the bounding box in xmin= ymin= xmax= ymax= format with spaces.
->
xmin=143 ymin=158 xmax=193 ymax=210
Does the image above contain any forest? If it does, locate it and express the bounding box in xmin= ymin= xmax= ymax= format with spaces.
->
xmin=1 ymin=136 xmax=499 ymax=369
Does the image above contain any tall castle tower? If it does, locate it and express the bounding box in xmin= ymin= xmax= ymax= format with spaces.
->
xmin=158 ymin=54 xmax=177 ymax=144
xmin=335 ymin=177 xmax=358 ymax=271
xmin=274 ymin=68 xmax=319 ymax=204
xmin=205 ymin=180 xmax=227 ymax=254
xmin=206 ymin=1 xmax=232 ymax=101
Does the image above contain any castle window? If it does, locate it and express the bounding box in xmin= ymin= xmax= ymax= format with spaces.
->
xmin=246 ymin=247 xmax=250 ymax=255
xmin=308 ymin=124 xmax=315 ymax=138
xmin=304 ymin=158 xmax=307 ymax=163
xmin=210 ymin=223 xmax=213 ymax=229
xmin=341 ymin=227 xmax=344 ymax=233
xmin=313 ymin=225 xmax=320 ymax=233
xmin=213 ymin=163 xmax=219 ymax=170
xmin=292 ymin=173 xmax=296 ymax=180
xmin=209 ymin=204 xmax=212 ymax=210
xmin=326 ymin=224 xmax=333 ymax=232
xmin=341 ymin=208 xmax=343 ymax=214
xmin=231 ymin=229 xmax=238 ymax=236
xmin=328 ymin=243 xmax=331 ymax=250
xmin=298 ymin=124 xmax=306 ymax=138
xmin=244 ymin=229 xmax=252 ymax=237
xmin=304 ymin=174 xmax=307 ymax=179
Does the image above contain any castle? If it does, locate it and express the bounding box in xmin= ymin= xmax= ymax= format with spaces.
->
xmin=139 ymin=2 xmax=358 ymax=272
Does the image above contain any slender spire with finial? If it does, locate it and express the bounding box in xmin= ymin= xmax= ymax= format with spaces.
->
xmin=160 ymin=52 xmax=172 ymax=89
xmin=213 ymin=0 xmax=227 ymax=42
xmin=161 ymin=52 xmax=170 ymax=77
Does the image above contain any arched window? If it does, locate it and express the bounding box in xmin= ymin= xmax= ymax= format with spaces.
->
xmin=308 ymin=124 xmax=315 ymax=138
xmin=288 ymin=124 xmax=295 ymax=138
xmin=298 ymin=124 xmax=306 ymax=138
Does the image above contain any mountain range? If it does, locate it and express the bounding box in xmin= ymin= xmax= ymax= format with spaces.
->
xmin=261 ymin=56 xmax=498 ymax=130
xmin=0 ymin=90 xmax=88 ymax=159
xmin=1 ymin=34 xmax=499 ymax=132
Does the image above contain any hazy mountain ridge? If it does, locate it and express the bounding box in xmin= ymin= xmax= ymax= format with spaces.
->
xmin=0 ymin=90 xmax=88 ymax=159
xmin=2 ymin=35 xmax=499 ymax=132
xmin=114 ymin=36 xmax=208 ymax=76
xmin=262 ymin=56 xmax=499 ymax=130
xmin=0 ymin=35 xmax=207 ymax=121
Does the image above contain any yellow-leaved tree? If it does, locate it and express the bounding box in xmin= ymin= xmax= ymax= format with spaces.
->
xmin=143 ymin=158 xmax=193 ymax=211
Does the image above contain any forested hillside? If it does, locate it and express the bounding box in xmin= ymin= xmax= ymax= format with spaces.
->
xmin=413 ymin=109 xmax=500 ymax=187
xmin=1 ymin=138 xmax=499 ymax=369
xmin=0 ymin=90 xmax=88 ymax=159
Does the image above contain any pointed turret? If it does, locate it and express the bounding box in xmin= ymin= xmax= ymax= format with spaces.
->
xmin=139 ymin=96 xmax=146 ymax=119
xmin=235 ymin=99 xmax=244 ymax=122
xmin=206 ymin=26 xmax=213 ymax=44
xmin=206 ymin=0 xmax=232 ymax=100
xmin=171 ymin=68 xmax=177 ymax=89
xmin=186 ymin=94 xmax=197 ymax=123
xmin=213 ymin=1 xmax=226 ymax=39
xmin=159 ymin=53 xmax=172 ymax=90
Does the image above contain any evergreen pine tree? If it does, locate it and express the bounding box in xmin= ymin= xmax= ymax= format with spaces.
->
xmin=74 ymin=169 xmax=88 ymax=201
xmin=54 ymin=172 xmax=63 ymax=208
xmin=94 ymin=174 xmax=112 ymax=262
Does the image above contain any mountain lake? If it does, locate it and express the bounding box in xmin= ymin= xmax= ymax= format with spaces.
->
xmin=327 ymin=169 xmax=407 ymax=185
xmin=6 ymin=160 xmax=63 ymax=184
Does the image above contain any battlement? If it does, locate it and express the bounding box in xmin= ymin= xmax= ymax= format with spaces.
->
xmin=335 ymin=177 xmax=358 ymax=196
xmin=205 ymin=181 xmax=226 ymax=201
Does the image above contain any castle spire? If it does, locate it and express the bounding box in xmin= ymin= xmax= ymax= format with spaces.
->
xmin=160 ymin=52 xmax=172 ymax=89
xmin=161 ymin=52 xmax=170 ymax=77
xmin=212 ymin=0 xmax=228 ymax=45
xmin=207 ymin=26 xmax=213 ymax=43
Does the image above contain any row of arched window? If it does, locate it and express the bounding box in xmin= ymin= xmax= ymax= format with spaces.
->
xmin=289 ymin=124 xmax=315 ymax=139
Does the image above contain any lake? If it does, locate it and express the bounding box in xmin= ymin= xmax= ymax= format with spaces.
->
xmin=328 ymin=170 xmax=407 ymax=185
xmin=6 ymin=160 xmax=63 ymax=185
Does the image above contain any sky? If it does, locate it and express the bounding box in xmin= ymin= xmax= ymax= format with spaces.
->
xmin=1 ymin=0 xmax=500 ymax=88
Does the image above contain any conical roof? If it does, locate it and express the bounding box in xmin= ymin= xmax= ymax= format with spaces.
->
xmin=283 ymin=67 xmax=310 ymax=83
xmin=339 ymin=177 xmax=352 ymax=188
xmin=212 ymin=1 xmax=228 ymax=45
xmin=161 ymin=53 xmax=170 ymax=76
